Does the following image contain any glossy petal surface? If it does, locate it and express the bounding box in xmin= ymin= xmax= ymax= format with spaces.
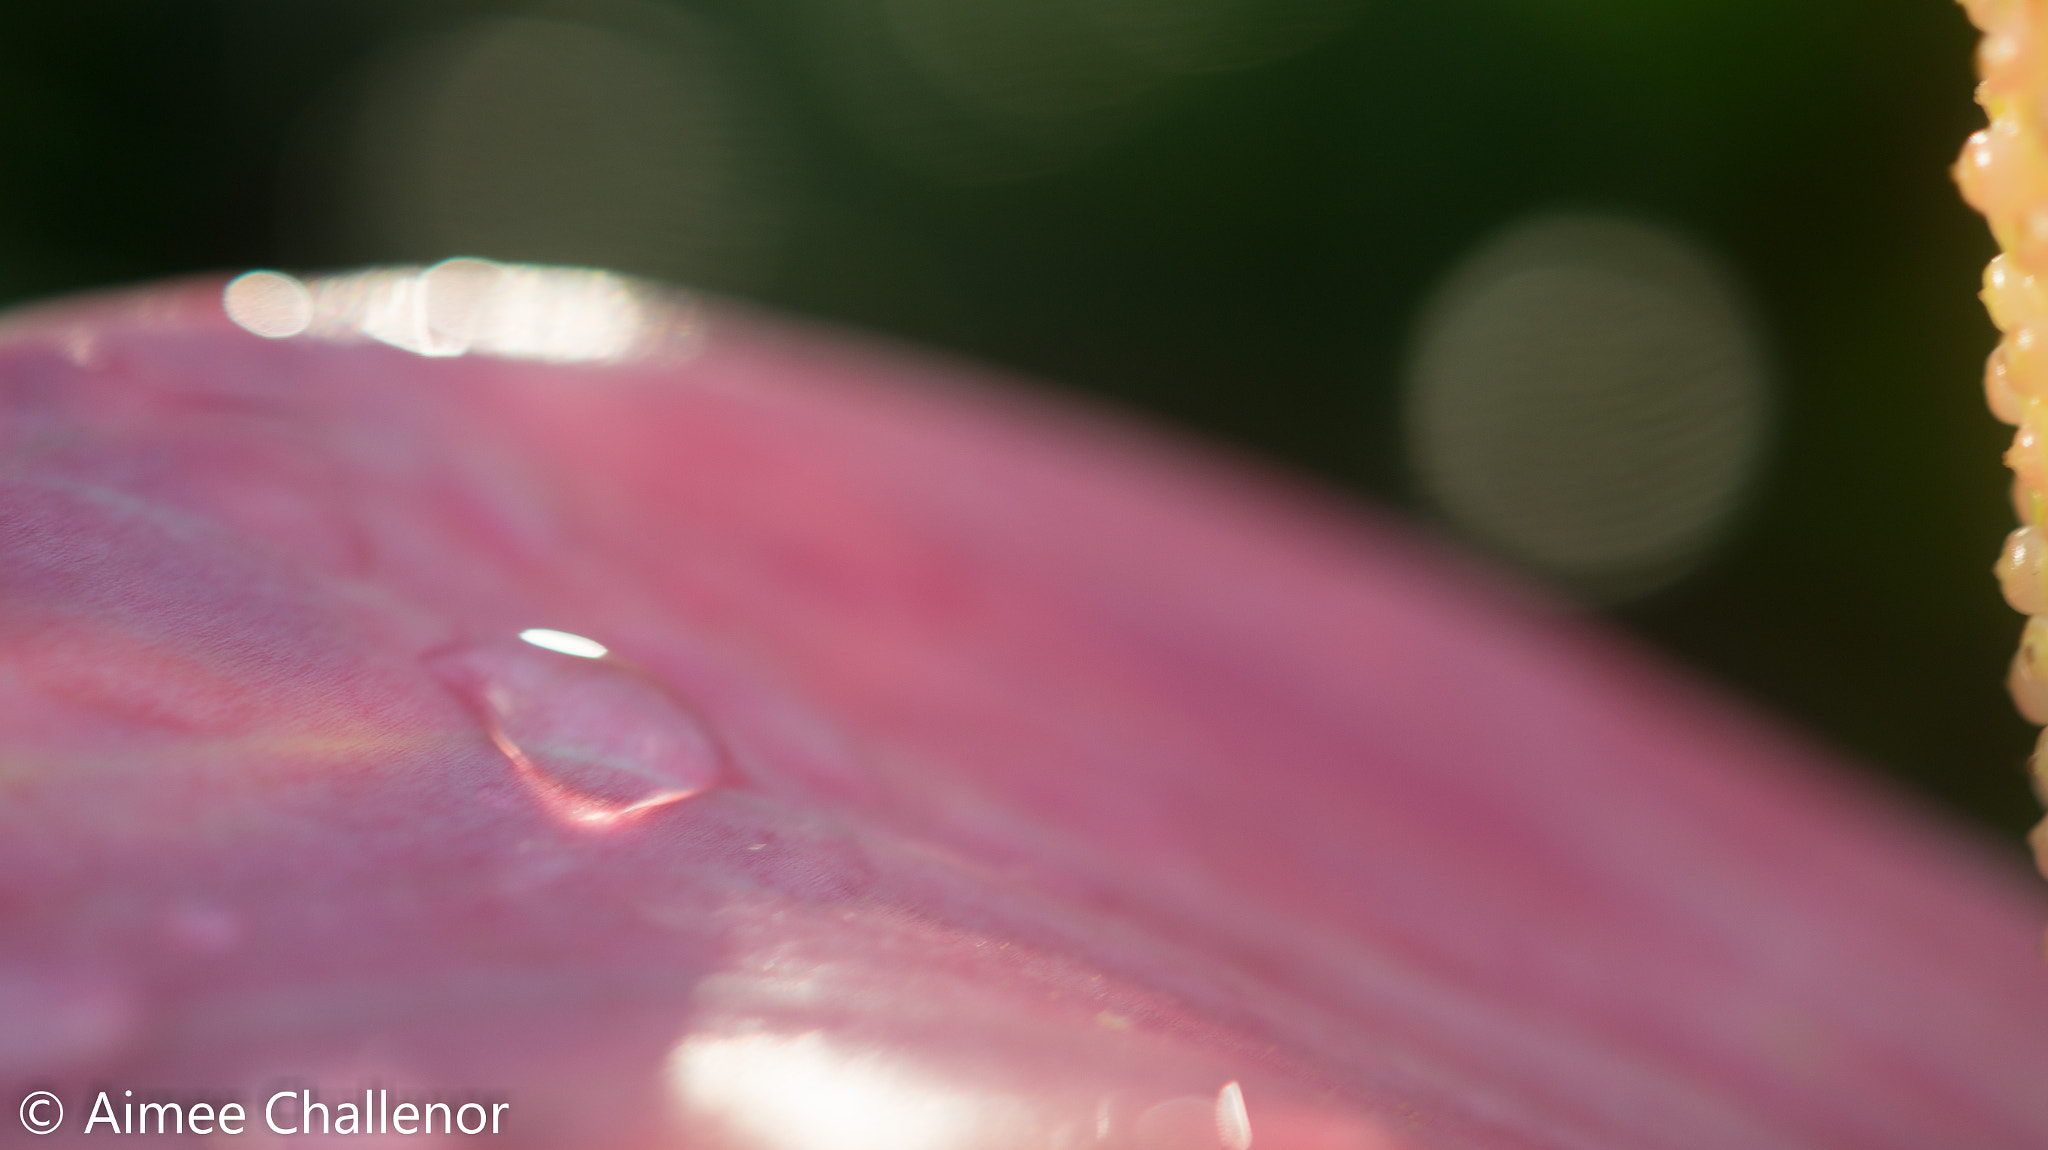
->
xmin=1 ymin=281 xmax=2046 ymax=1149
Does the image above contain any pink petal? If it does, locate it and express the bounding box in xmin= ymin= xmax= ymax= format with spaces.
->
xmin=0 ymin=278 xmax=2044 ymax=1149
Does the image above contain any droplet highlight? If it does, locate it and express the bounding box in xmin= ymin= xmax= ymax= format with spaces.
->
xmin=519 ymin=627 xmax=610 ymax=659
xmin=428 ymin=636 xmax=722 ymax=827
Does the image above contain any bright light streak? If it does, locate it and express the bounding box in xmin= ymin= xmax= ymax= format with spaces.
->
xmin=517 ymin=628 xmax=610 ymax=659
xmin=217 ymin=261 xmax=693 ymax=365
xmin=1217 ymin=1081 xmax=1252 ymax=1150
xmin=669 ymin=1031 xmax=1028 ymax=1150
xmin=223 ymin=271 xmax=315 ymax=339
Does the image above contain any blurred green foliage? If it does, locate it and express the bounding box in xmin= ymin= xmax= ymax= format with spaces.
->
xmin=0 ymin=0 xmax=2033 ymax=843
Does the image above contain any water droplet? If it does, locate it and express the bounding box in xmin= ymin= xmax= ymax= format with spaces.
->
xmin=427 ymin=636 xmax=723 ymax=827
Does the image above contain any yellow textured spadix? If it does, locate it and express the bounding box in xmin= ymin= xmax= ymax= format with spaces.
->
xmin=1956 ymin=0 xmax=2048 ymax=877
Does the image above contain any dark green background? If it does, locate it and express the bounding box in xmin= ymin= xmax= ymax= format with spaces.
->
xmin=1 ymin=2 xmax=2031 ymax=846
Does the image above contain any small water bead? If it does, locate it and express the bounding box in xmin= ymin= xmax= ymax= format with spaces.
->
xmin=426 ymin=634 xmax=723 ymax=828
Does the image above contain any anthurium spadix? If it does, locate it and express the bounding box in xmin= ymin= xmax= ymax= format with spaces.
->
xmin=0 ymin=258 xmax=2045 ymax=1150
xmin=1958 ymin=0 xmax=2048 ymax=888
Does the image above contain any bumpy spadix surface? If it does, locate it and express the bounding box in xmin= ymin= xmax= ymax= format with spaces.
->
xmin=1 ymin=277 xmax=2046 ymax=1149
xmin=1958 ymin=0 xmax=2048 ymax=878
